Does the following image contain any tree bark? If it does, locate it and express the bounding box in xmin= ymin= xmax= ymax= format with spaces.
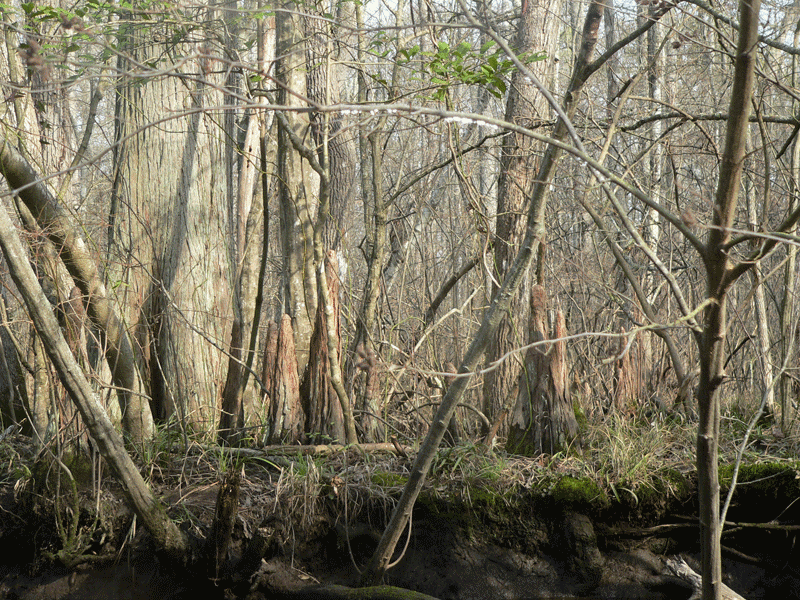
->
xmin=0 ymin=196 xmax=187 ymax=560
xmin=303 ymin=251 xmax=346 ymax=442
xmin=268 ymin=314 xmax=305 ymax=444
xmin=483 ymin=0 xmax=564 ymax=429
xmin=0 ymin=135 xmax=153 ymax=445
xmin=112 ymin=5 xmax=234 ymax=434
xmin=697 ymin=1 xmax=760 ymax=597
xmin=506 ymin=287 xmax=578 ymax=455
xmin=277 ymin=2 xmax=318 ymax=377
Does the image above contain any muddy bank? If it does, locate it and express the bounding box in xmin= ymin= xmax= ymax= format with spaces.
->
xmin=1 ymin=447 xmax=800 ymax=599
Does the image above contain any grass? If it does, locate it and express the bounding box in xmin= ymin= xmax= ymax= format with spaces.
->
xmin=3 ymin=398 xmax=799 ymax=566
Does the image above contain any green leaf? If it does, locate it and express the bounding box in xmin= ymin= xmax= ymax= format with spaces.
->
xmin=454 ymin=41 xmax=471 ymax=57
xmin=480 ymin=40 xmax=496 ymax=54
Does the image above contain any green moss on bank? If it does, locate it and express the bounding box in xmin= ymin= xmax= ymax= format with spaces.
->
xmin=551 ymin=476 xmax=609 ymax=510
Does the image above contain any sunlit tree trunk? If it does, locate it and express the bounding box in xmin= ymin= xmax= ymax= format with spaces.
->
xmin=219 ymin=10 xmax=275 ymax=444
xmin=112 ymin=4 xmax=234 ymax=435
xmin=780 ymin=18 xmax=800 ymax=428
xmin=697 ymin=1 xmax=760 ymax=596
xmin=276 ymin=1 xmax=318 ymax=378
xmin=744 ymin=142 xmax=775 ymax=416
xmin=483 ymin=0 xmax=563 ymax=428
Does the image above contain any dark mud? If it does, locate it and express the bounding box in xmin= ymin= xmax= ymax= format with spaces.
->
xmin=2 ymin=452 xmax=800 ymax=600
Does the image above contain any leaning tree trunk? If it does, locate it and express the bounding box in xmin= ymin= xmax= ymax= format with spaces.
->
xmin=483 ymin=0 xmax=564 ymax=429
xmin=0 ymin=196 xmax=188 ymax=561
xmin=112 ymin=4 xmax=234 ymax=434
xmin=0 ymin=138 xmax=153 ymax=444
xmin=359 ymin=1 xmax=605 ymax=584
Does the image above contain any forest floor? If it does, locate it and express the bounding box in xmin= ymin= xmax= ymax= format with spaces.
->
xmin=1 ymin=412 xmax=800 ymax=599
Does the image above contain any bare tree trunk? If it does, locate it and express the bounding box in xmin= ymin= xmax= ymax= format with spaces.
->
xmin=0 ymin=197 xmax=187 ymax=560
xmin=268 ymin=314 xmax=305 ymax=444
xmin=744 ymin=147 xmax=775 ymax=417
xmin=355 ymin=342 xmax=383 ymax=443
xmin=613 ymin=326 xmax=644 ymax=416
xmin=780 ymin=19 xmax=800 ymax=427
xmin=697 ymin=1 xmax=760 ymax=597
xmin=218 ymin=12 xmax=275 ymax=442
xmin=261 ymin=319 xmax=279 ymax=429
xmin=349 ymin=127 xmax=389 ymax=436
xmin=483 ymin=0 xmax=564 ymax=429
xmin=112 ymin=4 xmax=234 ymax=435
xmin=507 ymin=286 xmax=578 ymax=455
xmin=305 ymin=0 xmax=357 ymax=252
xmin=276 ymin=2 xmax=318 ymax=378
xmin=303 ymin=251 xmax=346 ymax=442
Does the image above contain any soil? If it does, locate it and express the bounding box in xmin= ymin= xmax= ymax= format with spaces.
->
xmin=2 ymin=444 xmax=800 ymax=600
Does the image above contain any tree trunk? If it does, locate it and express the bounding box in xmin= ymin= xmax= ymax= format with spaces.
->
xmin=744 ymin=152 xmax=775 ymax=417
xmin=276 ymin=2 xmax=318 ymax=378
xmin=697 ymin=1 xmax=760 ymax=597
xmin=261 ymin=321 xmax=279 ymax=407
xmin=507 ymin=286 xmax=578 ymax=455
xmin=355 ymin=342 xmax=383 ymax=443
xmin=112 ymin=5 xmax=234 ymax=435
xmin=219 ymin=18 xmax=275 ymax=441
xmin=781 ymin=21 xmax=800 ymax=427
xmin=303 ymin=251 xmax=346 ymax=442
xmin=483 ymin=0 xmax=564 ymax=429
xmin=0 ymin=196 xmax=187 ymax=561
xmin=613 ymin=327 xmax=643 ymax=416
xmin=0 ymin=137 xmax=153 ymax=444
xmin=268 ymin=314 xmax=305 ymax=444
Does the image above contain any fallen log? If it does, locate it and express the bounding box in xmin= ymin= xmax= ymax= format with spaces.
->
xmin=254 ymin=583 xmax=439 ymax=600
xmin=279 ymin=584 xmax=440 ymax=600
xmin=665 ymin=556 xmax=746 ymax=600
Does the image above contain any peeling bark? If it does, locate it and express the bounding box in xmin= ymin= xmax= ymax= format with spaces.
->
xmin=269 ymin=315 xmax=305 ymax=444
xmin=507 ymin=287 xmax=578 ymax=456
xmin=303 ymin=252 xmax=345 ymax=442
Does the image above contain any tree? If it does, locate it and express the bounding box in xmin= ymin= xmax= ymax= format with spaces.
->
xmin=360 ymin=0 xmax=608 ymax=583
xmin=112 ymin=2 xmax=237 ymax=435
xmin=0 ymin=138 xmax=153 ymax=445
xmin=0 ymin=169 xmax=188 ymax=561
xmin=695 ymin=1 xmax=762 ymax=595
xmin=507 ymin=286 xmax=578 ymax=455
xmin=276 ymin=0 xmax=318 ymax=378
xmin=483 ymin=0 xmax=564 ymax=430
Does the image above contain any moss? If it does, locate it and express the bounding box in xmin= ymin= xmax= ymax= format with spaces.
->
xmin=660 ymin=468 xmax=692 ymax=498
xmin=551 ymin=476 xmax=608 ymax=510
xmin=370 ymin=472 xmax=408 ymax=488
xmin=32 ymin=449 xmax=94 ymax=491
xmin=468 ymin=485 xmax=504 ymax=507
xmin=719 ymin=461 xmax=800 ymax=494
xmin=573 ymin=400 xmax=589 ymax=436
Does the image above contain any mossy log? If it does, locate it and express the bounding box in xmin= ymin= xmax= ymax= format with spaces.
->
xmin=277 ymin=584 xmax=441 ymax=600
